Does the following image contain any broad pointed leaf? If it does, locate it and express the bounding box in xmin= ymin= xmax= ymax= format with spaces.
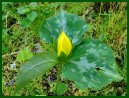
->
xmin=14 ymin=52 xmax=58 ymax=94
xmin=62 ymin=39 xmax=122 ymax=90
xmin=40 ymin=10 xmax=87 ymax=46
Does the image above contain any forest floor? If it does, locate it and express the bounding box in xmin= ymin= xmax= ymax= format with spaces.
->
xmin=2 ymin=2 xmax=127 ymax=96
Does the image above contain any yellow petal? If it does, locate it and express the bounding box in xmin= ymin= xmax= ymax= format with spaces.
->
xmin=57 ymin=31 xmax=72 ymax=57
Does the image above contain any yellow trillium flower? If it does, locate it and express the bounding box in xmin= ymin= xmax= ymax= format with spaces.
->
xmin=57 ymin=31 xmax=72 ymax=57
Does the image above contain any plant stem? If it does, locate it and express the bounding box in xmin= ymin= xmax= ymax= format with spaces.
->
xmin=2 ymin=51 xmax=20 ymax=58
xmin=54 ymin=61 xmax=64 ymax=94
xmin=5 ymin=13 xmax=8 ymax=43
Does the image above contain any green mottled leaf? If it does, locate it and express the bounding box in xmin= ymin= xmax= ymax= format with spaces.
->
xmin=40 ymin=10 xmax=87 ymax=45
xmin=56 ymin=82 xmax=67 ymax=95
xmin=14 ymin=52 xmax=58 ymax=94
xmin=62 ymin=39 xmax=122 ymax=90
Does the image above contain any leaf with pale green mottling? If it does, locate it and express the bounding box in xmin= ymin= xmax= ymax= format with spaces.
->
xmin=40 ymin=10 xmax=87 ymax=46
xmin=62 ymin=39 xmax=122 ymax=90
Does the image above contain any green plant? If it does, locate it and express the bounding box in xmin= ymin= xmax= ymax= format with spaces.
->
xmin=17 ymin=5 xmax=38 ymax=28
xmin=14 ymin=10 xmax=122 ymax=95
xmin=16 ymin=46 xmax=33 ymax=63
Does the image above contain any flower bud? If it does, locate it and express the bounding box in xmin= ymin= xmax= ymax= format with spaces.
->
xmin=57 ymin=31 xmax=72 ymax=57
